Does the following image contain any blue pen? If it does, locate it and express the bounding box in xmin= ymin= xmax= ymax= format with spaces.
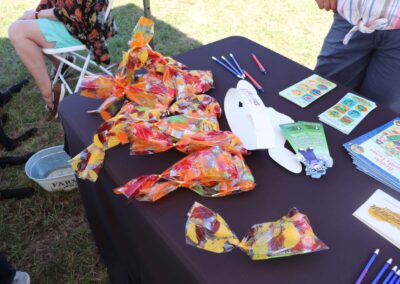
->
xmin=389 ymin=270 xmax=400 ymax=284
xmin=372 ymin=258 xmax=393 ymax=284
xmin=221 ymin=56 xmax=242 ymax=78
xmin=211 ymin=56 xmax=242 ymax=79
xmin=383 ymin=266 xmax=398 ymax=284
xmin=355 ymin=249 xmax=379 ymax=284
xmin=229 ymin=53 xmax=245 ymax=77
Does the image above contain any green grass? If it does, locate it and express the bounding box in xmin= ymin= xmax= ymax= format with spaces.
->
xmin=0 ymin=0 xmax=332 ymax=282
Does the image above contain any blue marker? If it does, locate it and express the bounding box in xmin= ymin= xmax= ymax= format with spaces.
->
xmin=211 ymin=56 xmax=242 ymax=79
xmin=229 ymin=53 xmax=245 ymax=77
xmin=221 ymin=56 xmax=242 ymax=78
xmin=383 ymin=266 xmax=397 ymax=284
xmin=372 ymin=258 xmax=393 ymax=284
xmin=355 ymin=249 xmax=379 ymax=284
xmin=389 ymin=270 xmax=400 ymax=284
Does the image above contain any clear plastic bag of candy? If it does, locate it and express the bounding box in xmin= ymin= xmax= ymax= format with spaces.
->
xmin=186 ymin=202 xmax=329 ymax=260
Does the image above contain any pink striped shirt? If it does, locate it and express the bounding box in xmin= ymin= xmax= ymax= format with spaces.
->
xmin=338 ymin=0 xmax=400 ymax=44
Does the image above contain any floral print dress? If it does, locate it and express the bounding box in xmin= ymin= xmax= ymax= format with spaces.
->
xmin=37 ymin=0 xmax=118 ymax=64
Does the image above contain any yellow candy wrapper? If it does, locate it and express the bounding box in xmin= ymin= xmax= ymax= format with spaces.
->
xmin=186 ymin=202 xmax=328 ymax=260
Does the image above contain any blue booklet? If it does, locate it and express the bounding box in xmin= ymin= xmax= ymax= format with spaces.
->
xmin=343 ymin=118 xmax=400 ymax=193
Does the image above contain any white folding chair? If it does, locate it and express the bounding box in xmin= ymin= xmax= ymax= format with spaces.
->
xmin=42 ymin=0 xmax=115 ymax=95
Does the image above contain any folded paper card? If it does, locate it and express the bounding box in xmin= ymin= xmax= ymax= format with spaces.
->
xmin=266 ymin=107 xmax=302 ymax=174
xmin=224 ymin=80 xmax=275 ymax=150
xmin=185 ymin=202 xmax=328 ymax=260
xmin=224 ymin=80 xmax=301 ymax=173
xmin=353 ymin=189 xmax=400 ymax=249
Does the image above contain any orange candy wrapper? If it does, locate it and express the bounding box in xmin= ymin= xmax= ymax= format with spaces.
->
xmin=186 ymin=202 xmax=329 ymax=260
xmin=71 ymin=112 xmax=221 ymax=182
xmin=80 ymin=16 xmax=214 ymax=120
xmin=114 ymin=146 xmax=255 ymax=202
xmin=169 ymin=94 xmax=221 ymax=118
xmin=72 ymin=85 xmax=224 ymax=182
xmin=72 ymin=16 xmax=257 ymax=202
xmin=174 ymin=131 xmax=247 ymax=155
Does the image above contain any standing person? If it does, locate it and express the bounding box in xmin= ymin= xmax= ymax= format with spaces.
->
xmin=8 ymin=0 xmax=117 ymax=119
xmin=315 ymin=0 xmax=400 ymax=113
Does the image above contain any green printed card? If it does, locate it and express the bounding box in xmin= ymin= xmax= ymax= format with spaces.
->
xmin=279 ymin=74 xmax=336 ymax=108
xmin=319 ymin=93 xmax=376 ymax=134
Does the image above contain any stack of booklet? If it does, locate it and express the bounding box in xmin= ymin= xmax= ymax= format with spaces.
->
xmin=343 ymin=118 xmax=400 ymax=192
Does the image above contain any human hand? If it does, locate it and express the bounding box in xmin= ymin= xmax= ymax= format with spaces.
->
xmin=315 ymin=0 xmax=337 ymax=12
xmin=19 ymin=10 xmax=37 ymax=20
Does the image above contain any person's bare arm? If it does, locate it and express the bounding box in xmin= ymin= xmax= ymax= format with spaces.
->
xmin=19 ymin=8 xmax=57 ymax=20
xmin=315 ymin=0 xmax=338 ymax=12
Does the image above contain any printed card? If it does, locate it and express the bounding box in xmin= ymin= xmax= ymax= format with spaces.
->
xmin=353 ymin=189 xmax=400 ymax=249
xmin=319 ymin=93 xmax=377 ymax=134
xmin=279 ymin=74 xmax=336 ymax=108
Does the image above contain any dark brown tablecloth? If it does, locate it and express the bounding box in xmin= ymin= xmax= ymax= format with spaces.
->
xmin=59 ymin=36 xmax=400 ymax=284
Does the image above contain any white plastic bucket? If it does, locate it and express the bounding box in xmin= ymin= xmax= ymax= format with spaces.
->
xmin=25 ymin=145 xmax=77 ymax=192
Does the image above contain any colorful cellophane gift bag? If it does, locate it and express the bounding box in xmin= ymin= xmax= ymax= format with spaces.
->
xmin=185 ymin=202 xmax=329 ymax=260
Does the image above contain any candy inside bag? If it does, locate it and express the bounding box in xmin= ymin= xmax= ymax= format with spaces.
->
xmin=169 ymin=95 xmax=222 ymax=118
xmin=71 ymin=111 xmax=221 ymax=182
xmin=186 ymin=202 xmax=329 ymax=260
xmin=80 ymin=16 xmax=214 ymax=119
xmin=71 ymin=115 xmax=130 ymax=181
xmin=114 ymin=146 xmax=255 ymax=201
xmin=71 ymin=111 xmax=219 ymax=182
xmin=175 ymin=131 xmax=248 ymax=155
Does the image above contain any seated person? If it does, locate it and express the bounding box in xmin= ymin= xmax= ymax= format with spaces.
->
xmin=8 ymin=0 xmax=117 ymax=119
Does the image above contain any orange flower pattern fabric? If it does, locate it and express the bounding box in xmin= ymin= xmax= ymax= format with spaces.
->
xmin=36 ymin=0 xmax=117 ymax=64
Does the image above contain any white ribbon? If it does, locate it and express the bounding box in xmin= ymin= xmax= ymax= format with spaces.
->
xmin=343 ymin=18 xmax=388 ymax=45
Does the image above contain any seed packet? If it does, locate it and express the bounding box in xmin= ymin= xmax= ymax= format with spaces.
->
xmin=279 ymin=74 xmax=336 ymax=108
xmin=319 ymin=93 xmax=377 ymax=134
xmin=280 ymin=121 xmax=333 ymax=178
